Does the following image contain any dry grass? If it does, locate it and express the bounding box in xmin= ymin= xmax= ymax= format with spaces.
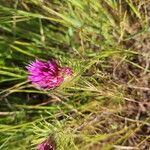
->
xmin=0 ymin=0 xmax=150 ymax=150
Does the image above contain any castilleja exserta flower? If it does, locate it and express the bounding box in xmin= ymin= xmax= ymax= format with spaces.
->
xmin=38 ymin=137 xmax=56 ymax=150
xmin=26 ymin=59 xmax=72 ymax=89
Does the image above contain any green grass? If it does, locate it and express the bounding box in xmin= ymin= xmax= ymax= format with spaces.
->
xmin=0 ymin=0 xmax=150 ymax=150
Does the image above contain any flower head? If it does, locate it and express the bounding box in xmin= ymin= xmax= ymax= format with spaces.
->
xmin=38 ymin=137 xmax=56 ymax=150
xmin=26 ymin=59 xmax=72 ymax=89
xmin=38 ymin=143 xmax=55 ymax=150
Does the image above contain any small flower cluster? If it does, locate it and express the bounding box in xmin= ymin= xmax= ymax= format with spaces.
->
xmin=38 ymin=138 xmax=55 ymax=150
xmin=27 ymin=59 xmax=72 ymax=89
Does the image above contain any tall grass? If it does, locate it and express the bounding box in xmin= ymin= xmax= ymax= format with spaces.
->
xmin=0 ymin=0 xmax=150 ymax=150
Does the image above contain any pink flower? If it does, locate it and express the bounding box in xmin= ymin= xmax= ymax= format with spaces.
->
xmin=38 ymin=137 xmax=56 ymax=150
xmin=26 ymin=59 xmax=72 ymax=89
xmin=38 ymin=143 xmax=55 ymax=150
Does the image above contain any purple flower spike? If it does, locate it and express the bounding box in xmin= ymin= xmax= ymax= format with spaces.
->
xmin=38 ymin=143 xmax=55 ymax=150
xmin=26 ymin=59 xmax=72 ymax=89
xmin=38 ymin=137 xmax=56 ymax=150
